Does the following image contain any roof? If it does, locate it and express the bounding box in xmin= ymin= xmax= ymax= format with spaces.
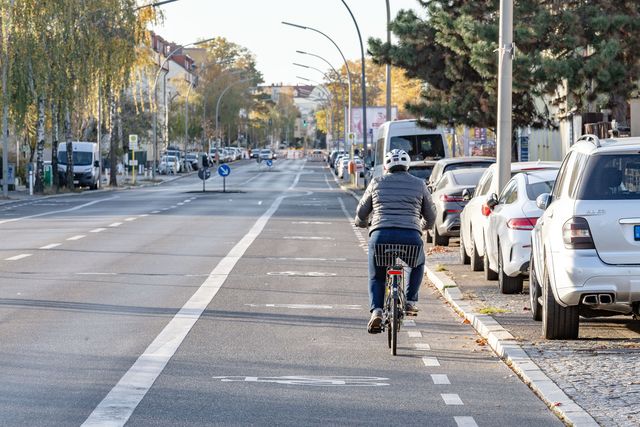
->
xmin=572 ymin=135 xmax=640 ymax=155
xmin=519 ymin=168 xmax=559 ymax=184
xmin=436 ymin=156 xmax=495 ymax=165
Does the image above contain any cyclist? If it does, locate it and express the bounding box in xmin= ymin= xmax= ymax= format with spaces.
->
xmin=355 ymin=149 xmax=436 ymax=333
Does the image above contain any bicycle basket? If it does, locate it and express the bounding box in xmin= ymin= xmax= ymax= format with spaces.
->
xmin=373 ymin=244 xmax=422 ymax=268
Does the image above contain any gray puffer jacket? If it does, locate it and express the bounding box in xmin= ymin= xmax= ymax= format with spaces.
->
xmin=355 ymin=171 xmax=436 ymax=235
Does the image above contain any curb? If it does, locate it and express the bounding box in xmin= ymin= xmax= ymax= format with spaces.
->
xmin=336 ymin=174 xmax=598 ymax=427
xmin=425 ymin=267 xmax=598 ymax=427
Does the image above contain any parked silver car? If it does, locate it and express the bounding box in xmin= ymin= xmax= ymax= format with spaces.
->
xmin=427 ymin=157 xmax=495 ymax=192
xmin=428 ymin=168 xmax=487 ymax=246
xmin=531 ymin=135 xmax=640 ymax=339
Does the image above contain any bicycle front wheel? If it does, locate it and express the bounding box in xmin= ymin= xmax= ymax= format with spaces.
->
xmin=391 ymin=293 xmax=399 ymax=355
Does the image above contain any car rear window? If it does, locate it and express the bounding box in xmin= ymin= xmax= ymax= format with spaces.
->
xmin=443 ymin=162 xmax=493 ymax=173
xmin=451 ymin=171 xmax=485 ymax=186
xmin=577 ymin=154 xmax=640 ymax=200
xmin=408 ymin=166 xmax=433 ymax=180
xmin=390 ymin=134 xmax=445 ymax=161
xmin=526 ymin=180 xmax=554 ymax=200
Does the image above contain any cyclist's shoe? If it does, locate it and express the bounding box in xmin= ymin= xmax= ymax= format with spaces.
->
xmin=405 ymin=302 xmax=419 ymax=316
xmin=367 ymin=309 xmax=383 ymax=334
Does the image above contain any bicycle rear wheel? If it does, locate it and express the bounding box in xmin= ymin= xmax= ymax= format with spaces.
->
xmin=391 ymin=292 xmax=399 ymax=355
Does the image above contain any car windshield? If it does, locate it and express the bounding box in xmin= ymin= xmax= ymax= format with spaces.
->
xmin=58 ymin=151 xmax=93 ymax=166
xmin=390 ymin=133 xmax=445 ymax=161
xmin=408 ymin=166 xmax=433 ymax=180
xmin=526 ymin=180 xmax=555 ymax=200
xmin=578 ymin=154 xmax=640 ymax=200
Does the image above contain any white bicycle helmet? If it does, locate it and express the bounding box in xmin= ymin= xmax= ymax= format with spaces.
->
xmin=384 ymin=149 xmax=410 ymax=171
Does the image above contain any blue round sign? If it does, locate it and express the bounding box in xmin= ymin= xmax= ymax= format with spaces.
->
xmin=266 ymin=159 xmax=273 ymax=167
xmin=218 ymin=164 xmax=231 ymax=177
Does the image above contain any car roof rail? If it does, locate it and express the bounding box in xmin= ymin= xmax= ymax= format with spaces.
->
xmin=577 ymin=134 xmax=601 ymax=148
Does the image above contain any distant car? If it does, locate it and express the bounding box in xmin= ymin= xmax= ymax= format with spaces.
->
xmin=330 ymin=150 xmax=346 ymax=169
xmin=158 ymin=155 xmax=180 ymax=174
xmin=407 ymin=160 xmax=437 ymax=183
xmin=428 ymin=157 xmax=495 ymax=192
xmin=334 ymin=155 xmax=349 ymax=175
xmin=185 ymin=152 xmax=199 ymax=170
xmin=459 ymin=161 xmax=561 ymax=279
xmin=484 ymin=168 xmax=558 ymax=294
xmin=337 ymin=158 xmax=351 ymax=179
xmin=259 ymin=149 xmax=274 ymax=160
xmin=429 ymin=168 xmax=487 ymax=246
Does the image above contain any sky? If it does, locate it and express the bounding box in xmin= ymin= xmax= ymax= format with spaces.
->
xmin=155 ymin=0 xmax=422 ymax=85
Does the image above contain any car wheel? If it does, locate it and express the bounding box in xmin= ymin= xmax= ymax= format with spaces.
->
xmin=425 ymin=229 xmax=433 ymax=244
xmin=469 ymin=234 xmax=482 ymax=272
xmin=542 ymin=266 xmax=579 ymax=339
xmin=433 ymin=223 xmax=449 ymax=246
xmin=483 ymin=245 xmax=498 ymax=281
xmin=459 ymin=231 xmax=470 ymax=265
xmin=498 ymin=241 xmax=523 ymax=294
xmin=529 ymin=254 xmax=542 ymax=321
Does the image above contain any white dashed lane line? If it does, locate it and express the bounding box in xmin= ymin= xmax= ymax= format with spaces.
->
xmin=404 ymin=319 xmax=416 ymax=327
xmin=151 ymin=211 xmax=161 ymax=214
xmin=442 ymin=394 xmax=464 ymax=405
xmin=139 ymin=214 xmax=149 ymax=217
xmin=109 ymin=222 xmax=123 ymax=227
xmin=454 ymin=416 xmax=478 ymax=427
xmin=40 ymin=243 xmax=61 ymax=250
xmin=431 ymin=374 xmax=451 ymax=385
xmin=90 ymin=228 xmax=106 ymax=233
xmin=407 ymin=330 xmax=422 ymax=338
xmin=422 ymin=357 xmax=440 ymax=367
xmin=125 ymin=217 xmax=137 ymax=222
xmin=414 ymin=343 xmax=431 ymax=351
xmin=67 ymin=235 xmax=86 ymax=241
xmin=5 ymin=254 xmax=32 ymax=261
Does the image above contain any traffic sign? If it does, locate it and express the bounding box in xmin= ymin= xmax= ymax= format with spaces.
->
xmin=218 ymin=164 xmax=231 ymax=177
xmin=347 ymin=132 xmax=356 ymax=144
xmin=129 ymin=134 xmax=139 ymax=150
xmin=198 ymin=168 xmax=211 ymax=180
xmin=266 ymin=159 xmax=273 ymax=167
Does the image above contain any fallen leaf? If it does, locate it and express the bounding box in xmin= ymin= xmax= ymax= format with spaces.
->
xmin=553 ymin=402 xmax=562 ymax=407
xmin=463 ymin=319 xmax=471 ymax=324
xmin=475 ymin=338 xmax=487 ymax=346
xmin=523 ymin=307 xmax=530 ymax=311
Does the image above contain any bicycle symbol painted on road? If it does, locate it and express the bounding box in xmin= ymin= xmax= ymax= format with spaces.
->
xmin=211 ymin=376 xmax=390 ymax=387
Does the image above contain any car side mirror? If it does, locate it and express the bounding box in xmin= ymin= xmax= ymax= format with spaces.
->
xmin=536 ymin=193 xmax=552 ymax=210
xmin=462 ymin=188 xmax=473 ymax=201
xmin=93 ymin=160 xmax=99 ymax=168
xmin=487 ymin=193 xmax=499 ymax=209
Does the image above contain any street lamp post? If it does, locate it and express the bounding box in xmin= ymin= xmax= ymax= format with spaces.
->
xmin=151 ymin=37 xmax=215 ymax=179
xmin=385 ymin=0 xmax=392 ymax=123
xmin=215 ymin=77 xmax=251 ymax=162
xmin=201 ymin=68 xmax=244 ymax=154
xmin=282 ymin=21 xmax=353 ymax=145
xmin=339 ymin=0 xmax=368 ymax=161
xmin=496 ymin=0 xmax=513 ymax=193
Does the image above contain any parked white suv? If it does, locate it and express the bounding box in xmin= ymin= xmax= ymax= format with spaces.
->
xmin=531 ymin=134 xmax=640 ymax=339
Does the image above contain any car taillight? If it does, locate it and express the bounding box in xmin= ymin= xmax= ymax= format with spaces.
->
xmin=507 ymin=217 xmax=538 ymax=230
xmin=562 ymin=217 xmax=595 ymax=249
xmin=440 ymin=194 xmax=464 ymax=202
xmin=481 ymin=203 xmax=492 ymax=216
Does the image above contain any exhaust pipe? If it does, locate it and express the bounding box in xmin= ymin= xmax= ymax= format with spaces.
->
xmin=582 ymin=294 xmax=598 ymax=305
xmin=598 ymin=294 xmax=613 ymax=304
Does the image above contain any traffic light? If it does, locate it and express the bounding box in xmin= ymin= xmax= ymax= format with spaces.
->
xmin=303 ymin=119 xmax=307 ymax=128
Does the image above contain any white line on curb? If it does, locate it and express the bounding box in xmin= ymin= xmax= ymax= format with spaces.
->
xmin=82 ymin=161 xmax=306 ymax=427
xmin=431 ymin=374 xmax=450 ymax=385
xmin=5 ymin=254 xmax=32 ymax=261
xmin=442 ymin=393 xmax=463 ymax=405
xmin=454 ymin=416 xmax=478 ymax=427
xmin=40 ymin=243 xmax=61 ymax=250
xmin=422 ymin=357 xmax=440 ymax=367
xmin=67 ymin=235 xmax=86 ymax=241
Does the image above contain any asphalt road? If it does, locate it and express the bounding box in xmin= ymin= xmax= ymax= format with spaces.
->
xmin=0 ymin=159 xmax=562 ymax=426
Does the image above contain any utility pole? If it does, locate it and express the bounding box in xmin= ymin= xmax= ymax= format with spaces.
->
xmin=496 ymin=0 xmax=513 ymax=193
xmin=385 ymin=0 xmax=392 ymax=123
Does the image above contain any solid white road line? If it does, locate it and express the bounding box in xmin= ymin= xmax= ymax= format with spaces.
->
xmin=109 ymin=222 xmax=123 ymax=227
xmin=407 ymin=330 xmax=423 ymax=338
xmin=5 ymin=254 xmax=32 ymax=261
xmin=431 ymin=374 xmax=451 ymax=385
xmin=454 ymin=416 xmax=478 ymax=427
xmin=90 ymin=228 xmax=106 ymax=233
xmin=67 ymin=235 xmax=86 ymax=241
xmin=442 ymin=394 xmax=464 ymax=405
xmin=82 ymin=161 xmax=306 ymax=427
xmin=0 ymin=196 xmax=118 ymax=226
xmin=40 ymin=243 xmax=61 ymax=250
xmin=422 ymin=357 xmax=440 ymax=367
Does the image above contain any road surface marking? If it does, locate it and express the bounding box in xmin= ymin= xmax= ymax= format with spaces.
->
xmin=245 ymin=304 xmax=361 ymax=310
xmin=40 ymin=243 xmax=61 ymax=250
xmin=67 ymin=235 xmax=86 ymax=241
xmin=211 ymin=376 xmax=389 ymax=387
xmin=177 ymin=203 xmax=184 ymax=206
xmin=324 ymin=175 xmax=333 ymax=189
xmin=139 ymin=214 xmax=149 ymax=217
xmin=151 ymin=211 xmax=161 ymax=214
xmin=283 ymin=236 xmax=334 ymax=240
xmin=90 ymin=228 xmax=106 ymax=233
xmin=161 ymin=208 xmax=169 ymax=211
xmin=291 ymin=221 xmax=332 ymax=225
xmin=77 ymin=272 xmax=117 ymax=276
xmin=0 ymin=197 xmax=118 ymax=226
xmin=5 ymin=254 xmax=32 ymax=261
xmin=183 ymin=200 xmax=191 ymax=203
xmin=431 ymin=374 xmax=450 ymax=385
xmin=109 ymin=222 xmax=123 ymax=227
xmin=404 ymin=320 xmax=416 ymax=327
xmin=408 ymin=330 xmax=422 ymax=338
xmin=267 ymin=271 xmax=336 ymax=277
xmin=258 ymin=200 xmax=263 ymax=205
xmin=125 ymin=217 xmax=137 ymax=221
xmin=454 ymin=417 xmax=478 ymax=427
xmin=442 ymin=394 xmax=463 ymax=405
xmin=267 ymin=257 xmax=347 ymax=262
xmin=422 ymin=357 xmax=440 ymax=367
xmin=414 ymin=343 xmax=431 ymax=351
xmin=82 ymin=161 xmax=306 ymax=427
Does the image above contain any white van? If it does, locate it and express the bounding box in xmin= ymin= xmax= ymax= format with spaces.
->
xmin=57 ymin=142 xmax=100 ymax=189
xmin=372 ymin=120 xmax=449 ymax=179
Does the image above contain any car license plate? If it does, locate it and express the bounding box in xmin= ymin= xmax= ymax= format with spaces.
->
xmin=635 ymin=225 xmax=640 ymax=241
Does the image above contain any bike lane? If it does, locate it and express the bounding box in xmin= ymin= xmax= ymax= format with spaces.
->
xmin=123 ymin=162 xmax=562 ymax=426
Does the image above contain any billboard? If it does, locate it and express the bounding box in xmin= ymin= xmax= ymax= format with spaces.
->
xmin=347 ymin=106 xmax=398 ymax=145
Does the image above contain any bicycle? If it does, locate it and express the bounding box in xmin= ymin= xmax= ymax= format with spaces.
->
xmin=374 ymin=243 xmax=422 ymax=356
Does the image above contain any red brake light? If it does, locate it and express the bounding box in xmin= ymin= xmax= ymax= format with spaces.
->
xmin=562 ymin=217 xmax=595 ymax=249
xmin=440 ymin=194 xmax=464 ymax=202
xmin=507 ymin=217 xmax=538 ymax=230
xmin=481 ymin=204 xmax=492 ymax=216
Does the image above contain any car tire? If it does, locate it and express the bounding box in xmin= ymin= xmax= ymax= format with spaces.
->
xmin=469 ymin=234 xmax=482 ymax=272
xmin=529 ymin=254 xmax=542 ymax=321
xmin=484 ymin=246 xmax=498 ymax=281
xmin=426 ymin=230 xmax=433 ymax=244
xmin=459 ymin=232 xmax=471 ymax=265
xmin=542 ymin=266 xmax=579 ymax=339
xmin=498 ymin=242 xmax=523 ymax=294
xmin=433 ymin=224 xmax=449 ymax=246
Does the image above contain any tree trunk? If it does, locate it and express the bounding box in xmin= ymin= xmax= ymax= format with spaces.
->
xmin=34 ymin=95 xmax=46 ymax=193
xmin=108 ymin=88 xmax=117 ymax=187
xmin=52 ymin=102 xmax=60 ymax=191
xmin=1 ymin=0 xmax=15 ymax=198
xmin=64 ymin=104 xmax=74 ymax=189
